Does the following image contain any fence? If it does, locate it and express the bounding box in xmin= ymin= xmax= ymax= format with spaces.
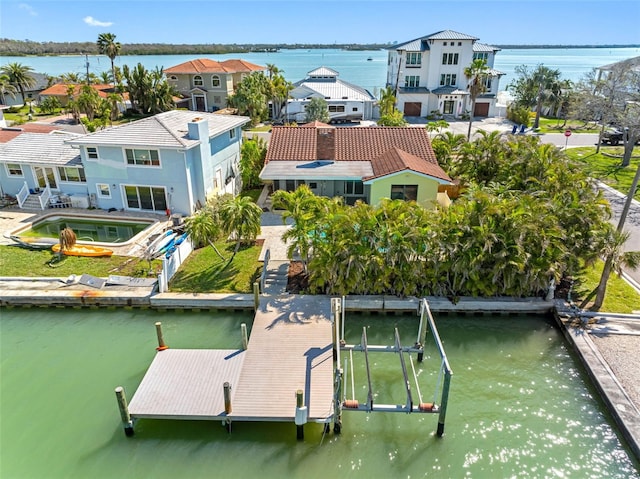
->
xmin=157 ymin=236 xmax=194 ymax=293
xmin=260 ymin=248 xmax=271 ymax=292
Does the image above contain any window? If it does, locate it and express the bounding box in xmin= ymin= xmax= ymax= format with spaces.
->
xmin=390 ymin=185 xmax=418 ymax=201
xmin=6 ymin=163 xmax=23 ymax=176
xmin=125 ymin=149 xmax=160 ymax=167
xmin=97 ymin=183 xmax=111 ymax=198
xmin=440 ymin=74 xmax=457 ymax=86
xmin=483 ymin=77 xmax=493 ymax=90
xmin=345 ymin=181 xmax=364 ymax=195
xmin=458 ymin=42 xmax=462 ymax=46
xmin=229 ymin=128 xmax=236 ymax=140
xmin=87 ymin=147 xmax=98 ymax=160
xmin=213 ymin=95 xmax=221 ymax=104
xmin=212 ymin=75 xmax=220 ymax=87
xmin=352 ymin=107 xmax=358 ymax=112
xmin=328 ymin=105 xmax=345 ymax=112
xmin=193 ymin=75 xmax=203 ymax=87
xmin=442 ymin=53 xmax=459 ymax=65
xmin=124 ymin=185 xmax=167 ymax=211
xmin=309 ymin=182 xmax=317 ymax=189
xmin=404 ymin=75 xmax=420 ymax=88
xmin=405 ymin=52 xmax=422 ymax=66
xmin=57 ymin=166 xmax=86 ymax=183
xmin=473 ymin=52 xmax=489 ymax=61
xmin=168 ymin=75 xmax=178 ymax=81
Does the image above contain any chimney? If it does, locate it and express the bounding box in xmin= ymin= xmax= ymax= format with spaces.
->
xmin=187 ymin=117 xmax=208 ymax=140
xmin=316 ymin=128 xmax=335 ymax=160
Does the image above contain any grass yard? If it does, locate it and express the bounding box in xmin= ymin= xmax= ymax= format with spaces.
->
xmin=169 ymin=240 xmax=262 ymax=293
xmin=534 ymin=117 xmax=601 ymax=134
xmin=241 ymin=187 xmax=263 ymax=203
xmin=573 ymin=259 xmax=640 ymax=313
xmin=565 ymin=146 xmax=640 ymax=200
xmin=0 ymin=245 xmax=161 ymax=278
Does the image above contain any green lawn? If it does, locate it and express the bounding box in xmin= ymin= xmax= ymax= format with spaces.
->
xmin=573 ymin=259 xmax=640 ymax=313
xmin=565 ymin=147 xmax=640 ymax=200
xmin=0 ymin=245 xmax=160 ymax=277
xmin=169 ymin=240 xmax=262 ymax=293
xmin=534 ymin=117 xmax=601 ymax=134
xmin=241 ymin=187 xmax=263 ymax=203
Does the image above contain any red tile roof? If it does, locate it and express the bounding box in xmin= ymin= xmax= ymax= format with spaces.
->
xmin=164 ymin=58 xmax=266 ymax=74
xmin=0 ymin=124 xmax=62 ymax=143
xmin=39 ymin=83 xmax=116 ymax=98
xmin=365 ymin=147 xmax=451 ymax=182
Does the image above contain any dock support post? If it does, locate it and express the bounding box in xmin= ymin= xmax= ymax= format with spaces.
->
xmin=241 ymin=323 xmax=248 ymax=350
xmin=436 ymin=371 xmax=451 ymax=437
xmin=155 ymin=322 xmax=168 ymax=351
xmin=253 ymin=282 xmax=260 ymax=311
xmin=223 ymin=382 xmax=232 ymax=432
xmin=115 ymin=386 xmax=134 ymax=437
xmin=295 ymin=389 xmax=305 ymax=440
xmin=331 ymin=298 xmax=341 ymax=361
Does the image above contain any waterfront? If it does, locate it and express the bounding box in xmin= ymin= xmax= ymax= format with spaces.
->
xmin=1 ymin=308 xmax=638 ymax=478
xmin=2 ymin=46 xmax=638 ymax=97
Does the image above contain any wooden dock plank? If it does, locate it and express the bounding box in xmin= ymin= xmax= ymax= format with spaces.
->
xmin=230 ymin=295 xmax=334 ymax=422
xmin=128 ymin=349 xmax=245 ymax=420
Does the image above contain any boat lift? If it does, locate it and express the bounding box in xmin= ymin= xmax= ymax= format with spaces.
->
xmin=331 ymin=297 xmax=453 ymax=437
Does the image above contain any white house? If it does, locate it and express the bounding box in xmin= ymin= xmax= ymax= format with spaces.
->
xmin=386 ymin=30 xmax=504 ymax=118
xmin=282 ymin=67 xmax=377 ymax=123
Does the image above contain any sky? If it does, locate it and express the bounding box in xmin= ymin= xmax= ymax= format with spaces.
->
xmin=1 ymin=0 xmax=639 ymax=46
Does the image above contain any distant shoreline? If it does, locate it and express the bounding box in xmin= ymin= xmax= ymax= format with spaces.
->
xmin=1 ymin=39 xmax=639 ymax=57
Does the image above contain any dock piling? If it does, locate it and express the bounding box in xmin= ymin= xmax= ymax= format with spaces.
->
xmin=155 ymin=322 xmax=168 ymax=351
xmin=241 ymin=323 xmax=248 ymax=350
xmin=223 ymin=382 xmax=232 ymax=414
xmin=253 ymin=282 xmax=260 ymax=311
xmin=115 ymin=386 xmax=134 ymax=437
xmin=295 ymin=389 xmax=306 ymax=440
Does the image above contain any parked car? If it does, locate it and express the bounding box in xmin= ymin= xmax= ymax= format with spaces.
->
xmin=602 ymin=127 xmax=639 ymax=146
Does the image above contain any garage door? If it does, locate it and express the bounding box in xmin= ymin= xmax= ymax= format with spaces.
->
xmin=474 ymin=102 xmax=489 ymax=117
xmin=404 ymin=102 xmax=422 ymax=116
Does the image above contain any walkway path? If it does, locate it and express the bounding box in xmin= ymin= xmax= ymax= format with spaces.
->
xmin=257 ymin=211 xmax=294 ymax=295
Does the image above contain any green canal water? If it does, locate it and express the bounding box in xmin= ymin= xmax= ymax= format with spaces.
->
xmin=1 ymin=308 xmax=638 ymax=479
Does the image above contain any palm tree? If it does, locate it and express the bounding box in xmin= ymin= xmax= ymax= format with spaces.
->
xmin=464 ymin=59 xmax=490 ymax=140
xmin=59 ymin=72 xmax=82 ymax=84
xmin=218 ymin=196 xmax=263 ymax=256
xmin=96 ymin=33 xmax=121 ymax=85
xmin=0 ymin=73 xmax=17 ymax=104
xmin=183 ymin=206 xmax=226 ymax=261
xmin=0 ymin=62 xmax=36 ymax=106
xmin=378 ymin=87 xmax=396 ymax=117
xmin=531 ymin=65 xmax=561 ymax=129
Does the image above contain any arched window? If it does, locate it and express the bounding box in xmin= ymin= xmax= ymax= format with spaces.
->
xmin=212 ymin=75 xmax=220 ymax=87
xmin=193 ymin=75 xmax=203 ymax=87
xmin=168 ymin=75 xmax=178 ymax=81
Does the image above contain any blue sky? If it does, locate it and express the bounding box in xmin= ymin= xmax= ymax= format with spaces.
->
xmin=2 ymin=0 xmax=639 ymax=45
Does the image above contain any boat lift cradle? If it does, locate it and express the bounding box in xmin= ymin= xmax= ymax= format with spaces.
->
xmin=331 ymin=298 xmax=453 ymax=437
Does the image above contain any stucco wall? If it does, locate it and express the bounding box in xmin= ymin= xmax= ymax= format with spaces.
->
xmin=368 ymin=172 xmax=439 ymax=209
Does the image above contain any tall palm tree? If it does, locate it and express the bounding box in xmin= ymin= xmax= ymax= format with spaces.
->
xmin=531 ymin=65 xmax=561 ymax=129
xmin=464 ymin=59 xmax=490 ymax=140
xmin=0 ymin=73 xmax=17 ymax=104
xmin=0 ymin=62 xmax=36 ymax=106
xmin=96 ymin=33 xmax=121 ymax=85
xmin=378 ymin=87 xmax=396 ymax=117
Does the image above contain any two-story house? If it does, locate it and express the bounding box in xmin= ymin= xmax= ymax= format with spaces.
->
xmin=386 ymin=30 xmax=504 ymax=119
xmin=0 ymin=111 xmax=250 ymax=216
xmin=164 ymin=58 xmax=266 ymax=112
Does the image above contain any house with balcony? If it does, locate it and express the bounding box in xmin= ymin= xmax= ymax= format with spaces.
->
xmin=0 ymin=111 xmax=250 ymax=215
xmin=386 ymin=30 xmax=504 ymax=118
xmin=259 ymin=122 xmax=451 ymax=209
xmin=281 ymin=67 xmax=377 ymax=123
xmin=164 ymin=58 xmax=266 ymax=112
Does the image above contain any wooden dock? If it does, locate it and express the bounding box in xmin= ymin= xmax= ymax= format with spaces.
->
xmin=124 ymin=295 xmax=334 ymax=427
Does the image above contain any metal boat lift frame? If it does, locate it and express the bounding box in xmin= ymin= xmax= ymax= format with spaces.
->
xmin=331 ymin=297 xmax=453 ymax=437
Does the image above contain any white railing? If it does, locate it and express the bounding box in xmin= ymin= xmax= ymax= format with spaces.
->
xmin=38 ymin=186 xmax=51 ymax=210
xmin=157 ymin=236 xmax=193 ymax=293
xmin=16 ymin=181 xmax=29 ymax=208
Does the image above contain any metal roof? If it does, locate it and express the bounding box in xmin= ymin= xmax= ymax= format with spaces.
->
xmin=0 ymin=132 xmax=81 ymax=166
xmin=390 ymin=30 xmax=480 ymax=51
xmin=307 ymin=66 xmax=339 ymax=77
xmin=65 ymin=111 xmax=250 ymax=149
xmin=431 ymin=86 xmax=468 ymax=95
xmin=398 ymin=87 xmax=430 ymax=94
xmin=473 ymin=42 xmax=501 ymax=52
xmin=260 ymin=160 xmax=373 ymax=180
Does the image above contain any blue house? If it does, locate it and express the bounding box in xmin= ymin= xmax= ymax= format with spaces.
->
xmin=0 ymin=111 xmax=251 ymax=215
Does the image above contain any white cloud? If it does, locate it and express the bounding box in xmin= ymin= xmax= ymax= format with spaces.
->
xmin=19 ymin=3 xmax=37 ymax=16
xmin=83 ymin=16 xmax=113 ymax=27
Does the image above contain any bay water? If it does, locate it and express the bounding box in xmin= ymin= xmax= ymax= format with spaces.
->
xmin=1 ymin=307 xmax=638 ymax=478
xmin=3 ymin=46 xmax=639 ymax=97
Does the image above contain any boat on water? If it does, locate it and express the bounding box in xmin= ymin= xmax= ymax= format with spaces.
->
xmin=52 ymin=244 xmax=113 ymax=257
xmin=8 ymin=235 xmax=57 ymax=250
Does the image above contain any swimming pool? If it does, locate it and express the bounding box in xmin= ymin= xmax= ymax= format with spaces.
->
xmin=12 ymin=213 xmax=157 ymax=245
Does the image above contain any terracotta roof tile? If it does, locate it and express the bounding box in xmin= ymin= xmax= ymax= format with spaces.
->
xmin=164 ymin=58 xmax=265 ymax=74
xmin=365 ymin=147 xmax=451 ymax=182
xmin=0 ymin=124 xmax=62 ymax=143
xmin=266 ymin=125 xmax=450 ymax=182
xmin=40 ymin=83 xmax=115 ymax=97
